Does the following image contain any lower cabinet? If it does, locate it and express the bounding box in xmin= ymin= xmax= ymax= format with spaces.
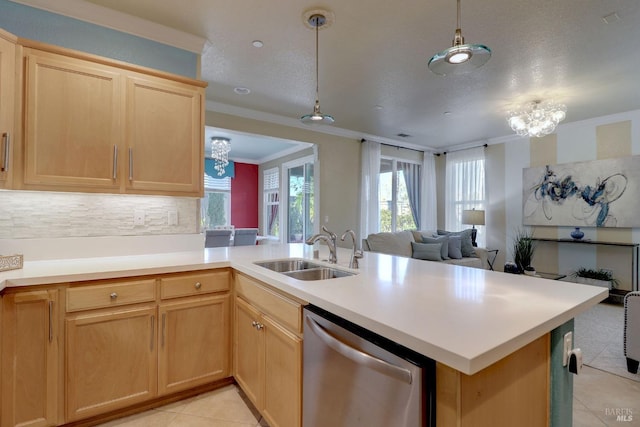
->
xmin=65 ymin=305 xmax=157 ymax=421
xmin=1 ymin=289 xmax=60 ymax=427
xmin=234 ymin=273 xmax=303 ymax=427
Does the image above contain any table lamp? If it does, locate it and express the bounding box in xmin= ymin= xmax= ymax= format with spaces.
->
xmin=462 ymin=209 xmax=485 ymax=247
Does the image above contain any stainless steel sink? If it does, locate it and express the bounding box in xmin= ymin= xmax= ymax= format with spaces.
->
xmin=283 ymin=267 xmax=356 ymax=281
xmin=254 ymin=259 xmax=357 ymax=280
xmin=254 ymin=259 xmax=323 ymax=272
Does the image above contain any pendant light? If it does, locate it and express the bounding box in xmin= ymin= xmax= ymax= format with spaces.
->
xmin=301 ymin=13 xmax=335 ymax=125
xmin=428 ymin=0 xmax=491 ymax=76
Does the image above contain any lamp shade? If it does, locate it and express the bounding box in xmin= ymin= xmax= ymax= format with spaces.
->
xmin=462 ymin=209 xmax=485 ymax=226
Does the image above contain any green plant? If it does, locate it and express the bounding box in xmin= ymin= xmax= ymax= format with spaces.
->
xmin=512 ymin=228 xmax=536 ymax=273
xmin=571 ymin=268 xmax=619 ymax=288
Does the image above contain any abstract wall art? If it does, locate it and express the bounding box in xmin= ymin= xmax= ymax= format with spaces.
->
xmin=522 ymin=155 xmax=640 ymax=228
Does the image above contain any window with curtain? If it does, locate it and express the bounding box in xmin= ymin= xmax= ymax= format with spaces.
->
xmin=263 ymin=167 xmax=280 ymax=239
xmin=378 ymin=157 xmax=421 ymax=232
xmin=445 ymin=147 xmax=486 ymax=246
xmin=202 ymin=175 xmax=231 ymax=228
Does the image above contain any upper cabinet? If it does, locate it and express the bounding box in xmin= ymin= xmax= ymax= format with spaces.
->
xmin=16 ymin=41 xmax=206 ymax=197
xmin=0 ymin=30 xmax=16 ymax=189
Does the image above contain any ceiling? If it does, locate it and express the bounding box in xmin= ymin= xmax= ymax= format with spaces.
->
xmin=19 ymin=0 xmax=640 ymax=153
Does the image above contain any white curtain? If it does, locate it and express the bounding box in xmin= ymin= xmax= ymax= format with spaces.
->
xmin=359 ymin=140 xmax=381 ymax=242
xmin=420 ymin=152 xmax=437 ymax=231
xmin=445 ymin=146 xmax=486 ymax=245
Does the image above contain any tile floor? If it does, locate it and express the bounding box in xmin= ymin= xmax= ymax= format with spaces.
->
xmin=98 ymin=366 xmax=638 ymax=427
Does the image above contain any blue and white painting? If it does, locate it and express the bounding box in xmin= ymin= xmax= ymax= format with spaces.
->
xmin=523 ymin=156 xmax=640 ymax=228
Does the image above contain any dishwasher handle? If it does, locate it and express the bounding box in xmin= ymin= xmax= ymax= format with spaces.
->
xmin=306 ymin=315 xmax=413 ymax=384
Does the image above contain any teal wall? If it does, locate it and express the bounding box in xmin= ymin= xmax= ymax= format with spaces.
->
xmin=0 ymin=0 xmax=198 ymax=78
xmin=550 ymin=320 xmax=574 ymax=427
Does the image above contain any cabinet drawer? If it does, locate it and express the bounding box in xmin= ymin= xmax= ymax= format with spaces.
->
xmin=235 ymin=273 xmax=302 ymax=334
xmin=160 ymin=269 xmax=230 ymax=300
xmin=67 ymin=279 xmax=156 ymax=312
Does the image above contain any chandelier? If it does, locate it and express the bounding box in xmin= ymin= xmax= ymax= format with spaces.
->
xmin=210 ymin=137 xmax=230 ymax=176
xmin=428 ymin=0 xmax=491 ymax=76
xmin=507 ymin=100 xmax=567 ymax=138
xmin=300 ymin=11 xmax=335 ymax=125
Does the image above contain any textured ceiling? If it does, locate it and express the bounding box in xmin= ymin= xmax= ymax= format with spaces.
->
xmin=24 ymin=0 xmax=640 ymax=152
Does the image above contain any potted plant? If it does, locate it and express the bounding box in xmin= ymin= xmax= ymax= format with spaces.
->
xmin=571 ymin=268 xmax=619 ymax=289
xmin=512 ymin=228 xmax=536 ymax=274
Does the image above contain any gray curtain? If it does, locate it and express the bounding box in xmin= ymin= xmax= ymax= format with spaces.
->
xmin=400 ymin=162 xmax=421 ymax=230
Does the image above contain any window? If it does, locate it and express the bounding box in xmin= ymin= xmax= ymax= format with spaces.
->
xmin=202 ymin=175 xmax=231 ymax=228
xmin=379 ymin=158 xmax=420 ymax=232
xmin=445 ymin=147 xmax=486 ymax=245
xmin=263 ymin=167 xmax=280 ymax=239
xmin=283 ymin=156 xmax=315 ymax=243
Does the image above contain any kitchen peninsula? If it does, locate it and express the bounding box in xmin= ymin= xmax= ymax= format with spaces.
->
xmin=0 ymin=243 xmax=607 ymax=427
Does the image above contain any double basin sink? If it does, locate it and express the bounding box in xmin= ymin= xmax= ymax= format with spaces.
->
xmin=254 ymin=259 xmax=356 ymax=281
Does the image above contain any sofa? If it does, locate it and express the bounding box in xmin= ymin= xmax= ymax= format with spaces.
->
xmin=624 ymin=291 xmax=640 ymax=374
xmin=362 ymin=229 xmax=488 ymax=270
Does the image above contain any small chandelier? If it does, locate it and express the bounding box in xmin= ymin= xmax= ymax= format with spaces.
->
xmin=300 ymin=12 xmax=335 ymax=125
xmin=210 ymin=137 xmax=230 ymax=176
xmin=507 ymin=100 xmax=567 ymax=138
xmin=428 ymin=0 xmax=491 ymax=76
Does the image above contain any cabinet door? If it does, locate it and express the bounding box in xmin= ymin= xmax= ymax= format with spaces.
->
xmin=158 ymin=294 xmax=230 ymax=395
xmin=125 ymin=75 xmax=203 ymax=196
xmin=234 ymin=297 xmax=264 ymax=408
xmin=0 ymin=33 xmax=15 ymax=189
xmin=1 ymin=289 xmax=59 ymax=427
xmin=262 ymin=315 xmax=302 ymax=427
xmin=65 ymin=305 xmax=157 ymax=421
xmin=23 ymin=50 xmax=122 ymax=190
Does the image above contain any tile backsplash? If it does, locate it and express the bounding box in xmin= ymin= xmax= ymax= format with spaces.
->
xmin=0 ymin=191 xmax=199 ymax=239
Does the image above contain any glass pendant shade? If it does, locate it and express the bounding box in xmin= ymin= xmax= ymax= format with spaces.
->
xmin=300 ymin=13 xmax=334 ymax=125
xmin=428 ymin=1 xmax=491 ymax=76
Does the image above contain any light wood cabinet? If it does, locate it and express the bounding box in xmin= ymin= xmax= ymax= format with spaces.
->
xmin=125 ymin=75 xmax=203 ymax=195
xmin=1 ymin=288 xmax=60 ymax=427
xmin=234 ymin=273 xmax=303 ymax=427
xmin=65 ymin=305 xmax=157 ymax=421
xmin=0 ymin=29 xmax=16 ymax=189
xmin=17 ymin=40 xmax=206 ymax=196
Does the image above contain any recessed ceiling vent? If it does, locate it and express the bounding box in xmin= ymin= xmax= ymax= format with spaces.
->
xmin=397 ymin=133 xmax=412 ymax=138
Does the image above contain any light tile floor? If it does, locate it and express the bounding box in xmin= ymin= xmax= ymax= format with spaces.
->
xmin=98 ymin=367 xmax=638 ymax=427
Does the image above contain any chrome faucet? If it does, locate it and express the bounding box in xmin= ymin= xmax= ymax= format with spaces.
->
xmin=306 ymin=226 xmax=338 ymax=264
xmin=340 ymin=229 xmax=363 ymax=269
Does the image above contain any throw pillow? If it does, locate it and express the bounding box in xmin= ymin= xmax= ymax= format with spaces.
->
xmin=411 ymin=242 xmax=443 ymax=261
xmin=447 ymin=235 xmax=463 ymax=259
xmin=422 ymin=235 xmax=450 ymax=260
xmin=438 ymin=229 xmax=476 ymax=257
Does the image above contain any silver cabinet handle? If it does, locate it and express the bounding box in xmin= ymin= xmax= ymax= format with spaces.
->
xmin=150 ymin=315 xmax=155 ymax=351
xmin=251 ymin=320 xmax=258 ymax=327
xmin=128 ymin=148 xmax=133 ymax=181
xmin=161 ymin=313 xmax=166 ymax=348
xmin=2 ymin=133 xmax=9 ymax=172
xmin=48 ymin=300 xmax=53 ymax=343
xmin=110 ymin=292 xmax=118 ymax=300
xmin=305 ymin=315 xmax=413 ymax=384
xmin=194 ymin=282 xmax=202 ymax=290
xmin=256 ymin=323 xmax=264 ymax=331
xmin=112 ymin=145 xmax=118 ymax=179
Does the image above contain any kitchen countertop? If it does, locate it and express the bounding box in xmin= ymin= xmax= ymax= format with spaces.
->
xmin=0 ymin=243 xmax=607 ymax=375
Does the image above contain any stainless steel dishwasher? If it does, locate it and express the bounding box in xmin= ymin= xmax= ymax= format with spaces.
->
xmin=303 ymin=305 xmax=435 ymax=427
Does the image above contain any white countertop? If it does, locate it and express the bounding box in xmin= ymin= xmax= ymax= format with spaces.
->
xmin=0 ymin=243 xmax=607 ymax=375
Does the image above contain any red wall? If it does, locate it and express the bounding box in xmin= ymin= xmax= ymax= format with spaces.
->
xmin=231 ymin=162 xmax=259 ymax=228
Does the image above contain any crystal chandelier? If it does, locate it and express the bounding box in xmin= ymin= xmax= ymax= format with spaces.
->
xmin=210 ymin=137 xmax=230 ymax=176
xmin=507 ymin=100 xmax=567 ymax=138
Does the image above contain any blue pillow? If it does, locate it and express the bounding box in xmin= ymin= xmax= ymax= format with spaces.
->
xmin=438 ymin=229 xmax=476 ymax=257
xmin=422 ymin=235 xmax=450 ymax=260
xmin=411 ymin=242 xmax=443 ymax=261
xmin=447 ymin=235 xmax=463 ymax=259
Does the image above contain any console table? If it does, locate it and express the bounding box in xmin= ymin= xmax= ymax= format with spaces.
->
xmin=532 ymin=238 xmax=639 ymax=291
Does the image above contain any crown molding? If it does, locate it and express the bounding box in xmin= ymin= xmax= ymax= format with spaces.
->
xmin=9 ymin=0 xmax=207 ymax=53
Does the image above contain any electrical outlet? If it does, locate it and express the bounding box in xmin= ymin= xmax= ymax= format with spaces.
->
xmin=133 ymin=210 xmax=145 ymax=226
xmin=168 ymin=210 xmax=178 ymax=226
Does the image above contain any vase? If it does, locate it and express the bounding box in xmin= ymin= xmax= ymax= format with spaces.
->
xmin=570 ymin=227 xmax=584 ymax=240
